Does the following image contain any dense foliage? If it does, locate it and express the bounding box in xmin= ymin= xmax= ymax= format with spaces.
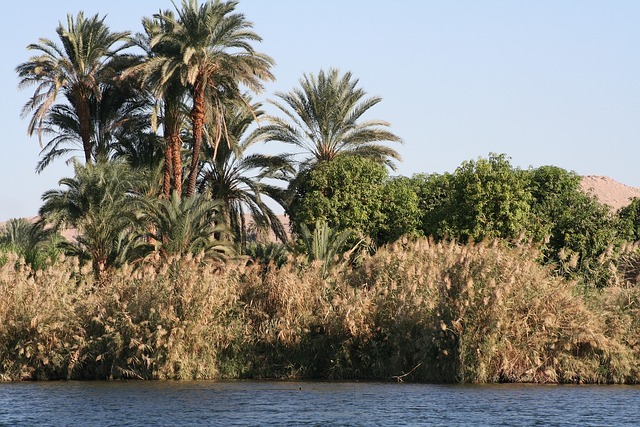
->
xmin=2 ymin=240 xmax=639 ymax=382
xmin=412 ymin=154 xmax=536 ymax=243
xmin=3 ymin=0 xmax=640 ymax=383
xmin=288 ymin=156 xmax=386 ymax=240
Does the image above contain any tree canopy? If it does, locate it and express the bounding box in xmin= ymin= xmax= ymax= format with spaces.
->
xmin=254 ymin=68 xmax=402 ymax=172
xmin=13 ymin=3 xmax=640 ymax=291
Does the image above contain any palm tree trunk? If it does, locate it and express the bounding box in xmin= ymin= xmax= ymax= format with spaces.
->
xmin=171 ymin=133 xmax=182 ymax=197
xmin=220 ymin=201 xmax=234 ymax=243
xmin=186 ymin=76 xmax=206 ymax=197
xmin=76 ymin=94 xmax=93 ymax=164
xmin=162 ymin=138 xmax=173 ymax=198
xmin=164 ymin=100 xmax=183 ymax=197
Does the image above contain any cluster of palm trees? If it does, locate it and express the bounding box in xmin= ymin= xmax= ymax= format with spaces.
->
xmin=14 ymin=0 xmax=401 ymax=276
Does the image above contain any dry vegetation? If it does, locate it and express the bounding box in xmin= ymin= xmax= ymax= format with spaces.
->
xmin=2 ymin=238 xmax=639 ymax=383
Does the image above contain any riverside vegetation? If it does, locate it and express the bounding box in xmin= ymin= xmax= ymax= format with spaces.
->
xmin=3 ymin=0 xmax=640 ymax=382
xmin=2 ymin=239 xmax=640 ymax=382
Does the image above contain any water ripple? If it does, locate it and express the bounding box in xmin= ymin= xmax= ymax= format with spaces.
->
xmin=0 ymin=381 xmax=639 ymax=426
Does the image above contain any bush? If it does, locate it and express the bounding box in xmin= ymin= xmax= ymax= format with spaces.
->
xmin=337 ymin=239 xmax=639 ymax=383
xmin=287 ymin=155 xmax=386 ymax=240
xmin=413 ymin=154 xmax=537 ymax=243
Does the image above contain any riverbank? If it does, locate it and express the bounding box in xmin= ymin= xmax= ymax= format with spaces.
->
xmin=1 ymin=238 xmax=639 ymax=382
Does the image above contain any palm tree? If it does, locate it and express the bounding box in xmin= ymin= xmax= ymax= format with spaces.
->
xmin=39 ymin=161 xmax=147 ymax=278
xmin=0 ymin=218 xmax=61 ymax=269
xmin=198 ymin=98 xmax=293 ymax=250
xmin=16 ymin=12 xmax=132 ymax=166
xmin=34 ymin=81 xmax=155 ymax=172
xmin=254 ymin=68 xmax=402 ymax=171
xmin=149 ymin=0 xmax=275 ymax=197
xmin=136 ymin=191 xmax=231 ymax=260
xmin=127 ymin=12 xmax=190 ymax=198
xmin=244 ymin=241 xmax=290 ymax=269
xmin=297 ymin=219 xmax=363 ymax=278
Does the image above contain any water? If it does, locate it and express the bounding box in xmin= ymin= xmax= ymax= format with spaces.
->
xmin=0 ymin=381 xmax=638 ymax=426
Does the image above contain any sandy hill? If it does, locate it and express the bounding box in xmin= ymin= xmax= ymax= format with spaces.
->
xmin=580 ymin=175 xmax=640 ymax=211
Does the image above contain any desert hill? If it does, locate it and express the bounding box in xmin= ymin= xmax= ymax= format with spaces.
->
xmin=580 ymin=175 xmax=640 ymax=211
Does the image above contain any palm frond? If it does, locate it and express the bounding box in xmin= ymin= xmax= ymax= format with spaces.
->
xmin=258 ymin=68 xmax=401 ymax=170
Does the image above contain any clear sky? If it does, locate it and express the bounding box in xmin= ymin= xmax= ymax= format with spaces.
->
xmin=2 ymin=1 xmax=639 ymax=220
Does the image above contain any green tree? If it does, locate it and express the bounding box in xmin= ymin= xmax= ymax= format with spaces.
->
xmin=544 ymin=190 xmax=618 ymax=286
xmin=528 ymin=165 xmax=581 ymax=204
xmin=16 ymin=12 xmax=131 ymax=166
xmin=198 ymin=99 xmax=292 ymax=249
xmin=527 ymin=165 xmax=584 ymax=251
xmin=289 ymin=155 xmax=387 ymax=240
xmin=618 ymin=198 xmax=640 ymax=242
xmin=255 ymin=68 xmax=402 ymax=171
xmin=148 ymin=0 xmax=275 ymax=197
xmin=136 ymin=191 xmax=231 ymax=260
xmin=39 ymin=161 xmax=147 ymax=278
xmin=449 ymin=154 xmax=535 ymax=242
xmin=376 ymin=176 xmax=422 ymax=245
xmin=418 ymin=154 xmax=535 ymax=243
xmin=527 ymin=165 xmax=621 ymax=285
xmin=410 ymin=172 xmax=454 ymax=240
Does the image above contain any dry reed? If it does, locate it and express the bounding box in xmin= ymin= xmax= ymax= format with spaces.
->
xmin=1 ymin=238 xmax=639 ymax=382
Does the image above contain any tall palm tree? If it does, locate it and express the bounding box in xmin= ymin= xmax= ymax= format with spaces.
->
xmin=254 ymin=68 xmax=402 ymax=171
xmin=127 ymin=12 xmax=189 ymax=198
xmin=149 ymin=0 xmax=275 ymax=197
xmin=198 ymin=98 xmax=293 ymax=250
xmin=16 ymin=12 xmax=132 ymax=165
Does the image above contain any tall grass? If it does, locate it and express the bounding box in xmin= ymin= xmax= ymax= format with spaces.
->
xmin=1 ymin=238 xmax=639 ymax=382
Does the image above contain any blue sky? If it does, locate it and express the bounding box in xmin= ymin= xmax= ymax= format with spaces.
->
xmin=2 ymin=1 xmax=639 ymax=219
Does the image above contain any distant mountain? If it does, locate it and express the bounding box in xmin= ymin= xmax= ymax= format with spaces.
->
xmin=580 ymin=175 xmax=640 ymax=211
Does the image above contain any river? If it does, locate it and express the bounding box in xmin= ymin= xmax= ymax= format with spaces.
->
xmin=1 ymin=381 xmax=638 ymax=426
